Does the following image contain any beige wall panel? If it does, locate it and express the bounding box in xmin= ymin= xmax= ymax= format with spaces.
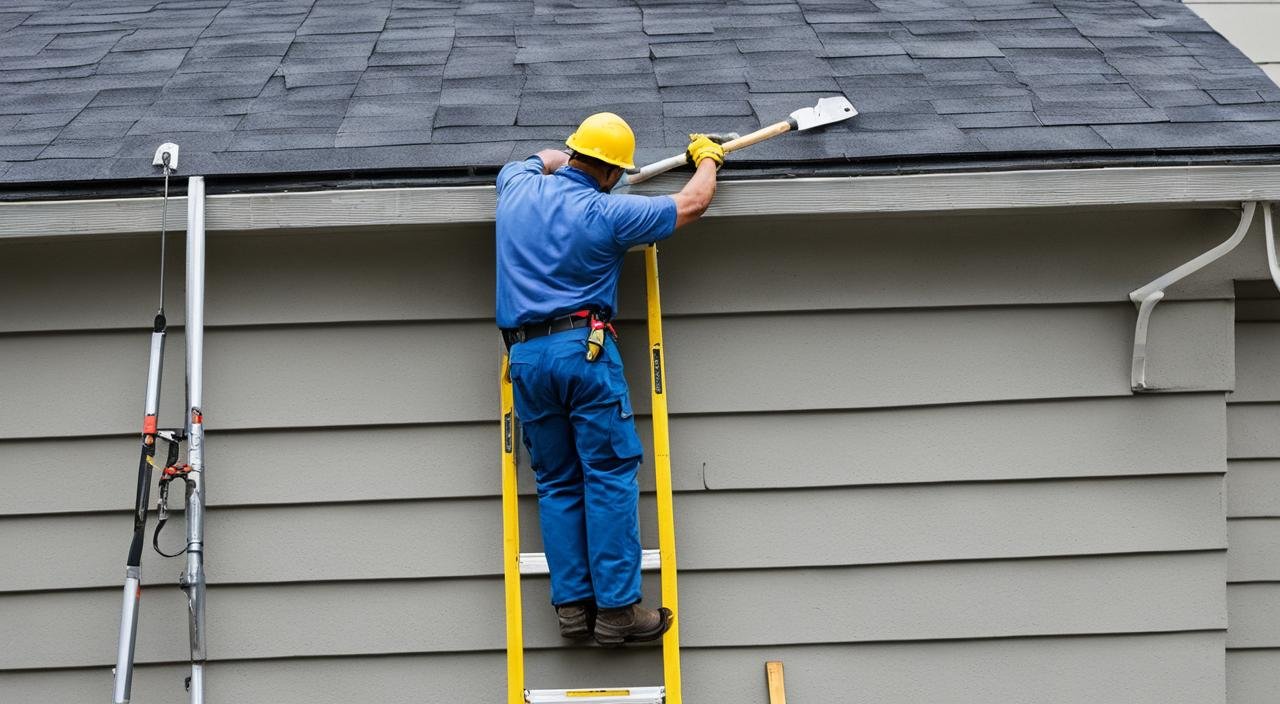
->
xmin=1227 ymin=460 xmax=1280 ymax=516
xmin=654 ymin=208 xmax=1240 ymax=316
xmin=0 ymin=551 xmax=1224 ymax=669
xmin=1227 ymin=650 xmax=1280 ymax=704
xmin=1228 ymin=304 xmax=1277 ymax=700
xmin=1228 ymin=583 xmax=1280 ymax=647
xmin=684 ymin=553 xmax=1225 ymax=649
xmin=0 ymin=475 xmax=1226 ymax=592
xmin=1227 ymin=404 xmax=1280 ymax=458
xmin=676 ymin=476 xmax=1226 ymax=571
xmin=658 ymin=301 xmax=1233 ymax=414
xmin=0 ymin=225 xmax=495 ymax=333
xmin=697 ymin=394 xmax=1226 ymax=489
xmin=0 ymin=328 xmax=194 ymax=439
xmin=0 ymin=418 xmax=718 ymax=516
xmin=0 ymin=435 xmax=146 ymax=515
xmin=1227 ymin=519 xmax=1280 ymax=581
xmin=0 ymin=393 xmax=1226 ymax=515
xmin=0 ymin=302 xmax=1234 ymax=439
xmin=1187 ymin=3 xmax=1280 ymax=63
xmin=0 ymin=209 xmax=1242 ymax=335
xmin=0 ymin=632 xmax=1226 ymax=704
xmin=0 ymin=429 xmax=511 ymax=516
xmin=1231 ymin=322 xmax=1280 ymax=402
xmin=0 ymin=323 xmax=497 ymax=439
xmin=0 ymin=233 xmax=183 ymax=333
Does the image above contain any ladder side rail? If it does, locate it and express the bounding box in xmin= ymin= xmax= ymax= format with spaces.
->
xmin=113 ymin=322 xmax=166 ymax=704
xmin=644 ymin=245 xmax=682 ymax=704
xmin=114 ymin=145 xmax=177 ymax=704
xmin=501 ymin=357 xmax=527 ymax=704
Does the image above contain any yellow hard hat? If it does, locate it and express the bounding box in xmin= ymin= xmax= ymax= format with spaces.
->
xmin=565 ymin=112 xmax=636 ymax=170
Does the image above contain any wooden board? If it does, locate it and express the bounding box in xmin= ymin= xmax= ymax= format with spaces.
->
xmin=766 ymin=661 xmax=786 ymax=704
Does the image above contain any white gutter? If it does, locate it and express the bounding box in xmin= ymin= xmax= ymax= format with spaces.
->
xmin=3 ymin=164 xmax=1280 ymax=239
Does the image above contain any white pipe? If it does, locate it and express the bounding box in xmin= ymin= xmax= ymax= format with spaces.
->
xmin=1129 ymin=201 xmax=1256 ymax=391
xmin=1264 ymin=203 xmax=1278 ymax=294
xmin=183 ymin=176 xmax=207 ymax=704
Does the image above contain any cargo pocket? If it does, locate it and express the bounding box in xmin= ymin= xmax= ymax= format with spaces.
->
xmin=610 ymin=394 xmax=644 ymax=461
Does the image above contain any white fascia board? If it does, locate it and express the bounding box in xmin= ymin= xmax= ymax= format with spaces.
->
xmin=3 ymin=164 xmax=1280 ymax=239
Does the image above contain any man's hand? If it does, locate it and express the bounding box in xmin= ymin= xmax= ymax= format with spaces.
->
xmin=686 ymin=134 xmax=725 ymax=169
xmin=673 ymin=136 xmax=719 ymax=229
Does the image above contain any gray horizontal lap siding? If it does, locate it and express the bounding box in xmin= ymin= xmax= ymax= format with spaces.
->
xmin=0 ymin=394 xmax=1230 ymax=515
xmin=0 ymin=301 xmax=1235 ymax=437
xmin=0 ymin=208 xmax=1249 ymax=333
xmin=0 ymin=476 xmax=1229 ymax=592
xmin=0 ymin=552 xmax=1228 ymax=668
xmin=1227 ymin=310 xmax=1280 ymax=703
xmin=0 ymin=210 xmax=1233 ymax=703
xmin=0 ymin=633 xmax=1228 ymax=704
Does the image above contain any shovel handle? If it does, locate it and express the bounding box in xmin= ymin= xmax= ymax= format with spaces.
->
xmin=628 ymin=153 xmax=690 ymax=184
xmin=626 ymin=119 xmax=796 ymax=185
xmin=721 ymin=119 xmax=794 ymax=153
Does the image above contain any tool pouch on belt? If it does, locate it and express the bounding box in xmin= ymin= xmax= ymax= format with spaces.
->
xmin=583 ymin=313 xmax=618 ymax=363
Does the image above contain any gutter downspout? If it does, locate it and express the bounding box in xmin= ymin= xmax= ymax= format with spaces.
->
xmin=1129 ymin=201 xmax=1257 ymax=392
xmin=1263 ymin=203 xmax=1278 ymax=294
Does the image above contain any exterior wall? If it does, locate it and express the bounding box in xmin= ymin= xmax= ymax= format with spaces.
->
xmin=0 ymin=205 xmax=1242 ymax=703
xmin=1187 ymin=0 xmax=1280 ymax=84
xmin=1226 ymin=281 xmax=1280 ymax=703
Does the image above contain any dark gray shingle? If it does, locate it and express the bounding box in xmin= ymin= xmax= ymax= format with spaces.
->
xmin=969 ymin=125 xmax=1110 ymax=151
xmin=1 ymin=0 xmax=1277 ymax=186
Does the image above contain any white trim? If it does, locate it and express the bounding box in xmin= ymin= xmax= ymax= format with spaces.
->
xmin=526 ymin=688 xmax=664 ymax=704
xmin=519 ymin=549 xmax=662 ymax=576
xmin=4 ymin=164 xmax=1280 ymax=239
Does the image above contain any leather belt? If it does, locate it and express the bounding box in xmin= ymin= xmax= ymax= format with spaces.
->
xmin=502 ymin=311 xmax=595 ymax=349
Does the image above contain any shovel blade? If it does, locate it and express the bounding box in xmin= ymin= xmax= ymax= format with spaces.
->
xmin=789 ymin=96 xmax=858 ymax=131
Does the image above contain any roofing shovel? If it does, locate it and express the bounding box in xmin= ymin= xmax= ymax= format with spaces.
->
xmin=625 ymin=96 xmax=858 ymax=185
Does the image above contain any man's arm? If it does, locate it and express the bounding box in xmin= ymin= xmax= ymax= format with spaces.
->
xmin=671 ymin=158 xmax=718 ymax=229
xmin=535 ymin=149 xmax=569 ymax=174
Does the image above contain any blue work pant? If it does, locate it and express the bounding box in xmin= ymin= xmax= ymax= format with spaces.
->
xmin=508 ymin=329 xmax=644 ymax=609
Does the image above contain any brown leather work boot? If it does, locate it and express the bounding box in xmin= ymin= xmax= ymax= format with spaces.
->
xmin=593 ymin=603 xmax=673 ymax=647
xmin=556 ymin=601 xmax=596 ymax=640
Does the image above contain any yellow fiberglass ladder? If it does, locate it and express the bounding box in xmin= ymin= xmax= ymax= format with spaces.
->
xmin=500 ymin=244 xmax=682 ymax=704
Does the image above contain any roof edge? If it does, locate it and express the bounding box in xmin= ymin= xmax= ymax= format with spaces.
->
xmin=4 ymin=148 xmax=1280 ymax=203
xmin=3 ymin=163 xmax=1279 ymax=240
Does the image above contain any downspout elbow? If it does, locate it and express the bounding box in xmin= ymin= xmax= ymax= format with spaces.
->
xmin=1128 ymin=201 xmax=1257 ymax=392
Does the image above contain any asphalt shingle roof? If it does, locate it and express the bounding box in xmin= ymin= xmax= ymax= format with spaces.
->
xmin=1 ymin=0 xmax=1278 ymax=188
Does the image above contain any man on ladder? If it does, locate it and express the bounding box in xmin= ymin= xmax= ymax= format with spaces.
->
xmin=495 ymin=113 xmax=722 ymax=645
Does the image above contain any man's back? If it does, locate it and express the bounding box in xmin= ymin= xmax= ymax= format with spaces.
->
xmin=494 ymin=156 xmax=675 ymax=329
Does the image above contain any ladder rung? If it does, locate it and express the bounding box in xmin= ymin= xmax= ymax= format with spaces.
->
xmin=526 ymin=687 xmax=664 ymax=703
xmin=519 ymin=549 xmax=660 ymax=576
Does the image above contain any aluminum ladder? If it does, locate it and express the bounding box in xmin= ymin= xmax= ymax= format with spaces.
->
xmin=499 ymin=244 xmax=683 ymax=704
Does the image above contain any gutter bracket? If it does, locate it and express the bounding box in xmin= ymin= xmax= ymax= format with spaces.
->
xmin=1129 ymin=201 xmax=1257 ymax=392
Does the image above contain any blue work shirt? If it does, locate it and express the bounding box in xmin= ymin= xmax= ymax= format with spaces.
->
xmin=495 ymin=156 xmax=678 ymax=329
